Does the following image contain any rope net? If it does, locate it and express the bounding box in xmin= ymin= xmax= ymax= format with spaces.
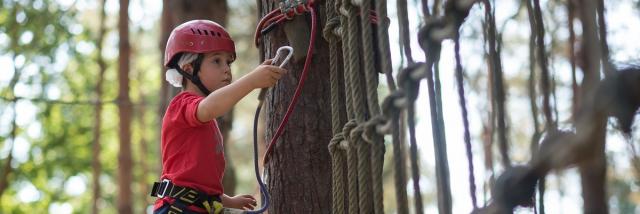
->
xmin=258 ymin=0 xmax=640 ymax=213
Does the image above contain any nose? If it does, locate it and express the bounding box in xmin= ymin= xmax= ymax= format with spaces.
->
xmin=224 ymin=65 xmax=232 ymax=78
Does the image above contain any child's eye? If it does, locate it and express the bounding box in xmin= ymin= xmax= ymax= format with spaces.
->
xmin=227 ymin=60 xmax=233 ymax=66
xmin=213 ymin=59 xmax=221 ymax=64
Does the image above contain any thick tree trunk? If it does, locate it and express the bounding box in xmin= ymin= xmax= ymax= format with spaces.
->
xmin=118 ymin=0 xmax=133 ymax=213
xmin=258 ymin=1 xmax=333 ymax=213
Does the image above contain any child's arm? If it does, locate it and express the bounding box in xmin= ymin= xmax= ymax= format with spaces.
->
xmin=197 ymin=60 xmax=286 ymax=123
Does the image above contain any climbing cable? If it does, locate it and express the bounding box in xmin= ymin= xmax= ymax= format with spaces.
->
xmin=250 ymin=46 xmax=294 ymax=214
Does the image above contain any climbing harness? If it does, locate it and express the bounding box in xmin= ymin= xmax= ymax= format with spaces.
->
xmin=150 ymin=179 xmax=224 ymax=214
xmin=250 ymin=46 xmax=294 ymax=214
xmin=174 ymin=54 xmax=211 ymax=95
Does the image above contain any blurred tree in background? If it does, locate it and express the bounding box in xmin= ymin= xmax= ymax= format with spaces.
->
xmin=1 ymin=0 xmax=100 ymax=213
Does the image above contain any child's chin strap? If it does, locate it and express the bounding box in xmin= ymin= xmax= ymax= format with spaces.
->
xmin=174 ymin=54 xmax=211 ymax=95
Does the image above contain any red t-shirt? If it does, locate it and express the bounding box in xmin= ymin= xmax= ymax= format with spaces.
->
xmin=154 ymin=91 xmax=226 ymax=211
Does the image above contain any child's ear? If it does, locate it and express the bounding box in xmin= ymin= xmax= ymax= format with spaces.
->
xmin=182 ymin=64 xmax=193 ymax=74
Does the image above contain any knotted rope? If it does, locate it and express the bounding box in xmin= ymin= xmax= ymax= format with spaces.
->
xmin=325 ymin=0 xmax=348 ymax=213
xmin=357 ymin=0 xmax=385 ymax=212
xmin=375 ymin=0 xmax=408 ymax=212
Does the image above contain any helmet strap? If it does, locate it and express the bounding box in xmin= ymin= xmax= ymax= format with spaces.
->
xmin=174 ymin=54 xmax=211 ymax=95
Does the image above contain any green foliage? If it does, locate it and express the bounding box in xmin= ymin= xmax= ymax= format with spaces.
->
xmin=0 ymin=0 xmax=123 ymax=213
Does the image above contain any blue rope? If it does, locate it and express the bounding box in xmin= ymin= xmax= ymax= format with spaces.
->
xmin=248 ymin=101 xmax=270 ymax=214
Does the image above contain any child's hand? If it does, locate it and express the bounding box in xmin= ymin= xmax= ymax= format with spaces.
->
xmin=222 ymin=194 xmax=258 ymax=210
xmin=246 ymin=59 xmax=288 ymax=89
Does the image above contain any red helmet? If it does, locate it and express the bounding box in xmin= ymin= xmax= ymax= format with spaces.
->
xmin=164 ymin=20 xmax=236 ymax=67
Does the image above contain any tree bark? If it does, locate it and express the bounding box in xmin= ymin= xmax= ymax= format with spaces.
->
xmin=137 ymin=77 xmax=150 ymax=212
xmin=259 ymin=1 xmax=333 ymax=213
xmin=118 ymin=0 xmax=133 ymax=213
xmin=531 ymin=1 xmax=553 ymax=211
xmin=158 ymin=0 xmax=172 ymax=122
xmin=92 ymin=0 xmax=107 ymax=213
xmin=568 ymin=0 xmax=579 ymax=121
xmin=577 ymin=0 xmax=607 ymax=213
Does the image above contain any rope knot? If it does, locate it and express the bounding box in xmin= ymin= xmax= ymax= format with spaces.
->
xmin=377 ymin=91 xmax=407 ymax=133
xmin=398 ymin=62 xmax=427 ymax=83
xmin=342 ymin=119 xmax=358 ymax=141
xmin=382 ymin=90 xmax=407 ymax=115
xmin=493 ymin=165 xmax=539 ymax=211
xmin=364 ymin=116 xmax=387 ymax=142
xmin=418 ymin=18 xmax=447 ymax=52
xmin=323 ymin=17 xmax=342 ymax=41
xmin=397 ymin=62 xmax=427 ymax=101
xmin=329 ymin=133 xmax=347 ymax=154
xmin=350 ymin=124 xmax=365 ymax=143
xmin=418 ymin=0 xmax=476 ymax=52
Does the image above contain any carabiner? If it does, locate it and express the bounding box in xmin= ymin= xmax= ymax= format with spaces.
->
xmin=271 ymin=46 xmax=294 ymax=68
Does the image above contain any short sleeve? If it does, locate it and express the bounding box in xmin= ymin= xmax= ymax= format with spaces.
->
xmin=181 ymin=93 xmax=207 ymax=127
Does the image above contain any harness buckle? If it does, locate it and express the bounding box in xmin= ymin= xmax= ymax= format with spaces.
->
xmin=157 ymin=179 xmax=171 ymax=198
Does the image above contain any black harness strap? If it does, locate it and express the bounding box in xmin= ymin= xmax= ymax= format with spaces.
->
xmin=173 ymin=54 xmax=211 ymax=95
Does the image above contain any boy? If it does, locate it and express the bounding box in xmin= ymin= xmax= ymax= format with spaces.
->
xmin=151 ymin=20 xmax=287 ymax=214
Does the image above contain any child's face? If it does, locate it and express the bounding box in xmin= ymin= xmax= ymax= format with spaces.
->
xmin=198 ymin=51 xmax=234 ymax=92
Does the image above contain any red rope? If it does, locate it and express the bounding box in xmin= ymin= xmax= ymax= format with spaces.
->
xmin=254 ymin=9 xmax=281 ymax=46
xmin=261 ymin=1 xmax=317 ymax=164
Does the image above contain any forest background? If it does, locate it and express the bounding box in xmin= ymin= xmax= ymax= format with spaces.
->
xmin=1 ymin=0 xmax=640 ymax=213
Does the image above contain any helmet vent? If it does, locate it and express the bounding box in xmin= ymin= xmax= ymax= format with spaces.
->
xmin=190 ymin=28 xmax=220 ymax=37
